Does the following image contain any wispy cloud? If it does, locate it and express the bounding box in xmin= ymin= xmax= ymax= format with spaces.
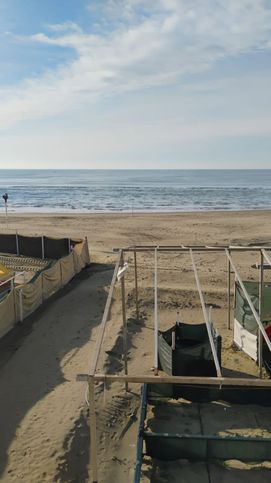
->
xmin=1 ymin=0 xmax=271 ymax=128
xmin=2 ymin=114 xmax=271 ymax=169
xmin=46 ymin=21 xmax=83 ymax=34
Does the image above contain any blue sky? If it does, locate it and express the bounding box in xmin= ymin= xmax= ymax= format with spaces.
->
xmin=0 ymin=0 xmax=271 ymax=168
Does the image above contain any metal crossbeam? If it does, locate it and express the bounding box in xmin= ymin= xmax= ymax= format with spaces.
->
xmin=113 ymin=245 xmax=271 ymax=253
xmin=77 ymin=373 xmax=271 ymax=387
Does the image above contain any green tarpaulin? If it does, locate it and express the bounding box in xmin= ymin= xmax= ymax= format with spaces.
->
xmin=234 ymin=281 xmax=271 ymax=334
xmin=158 ymin=322 xmax=221 ymax=377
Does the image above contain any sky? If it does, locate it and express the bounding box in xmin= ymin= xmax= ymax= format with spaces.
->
xmin=0 ymin=0 xmax=271 ymax=169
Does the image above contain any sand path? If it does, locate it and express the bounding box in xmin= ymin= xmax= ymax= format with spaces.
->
xmin=0 ymin=264 xmax=113 ymax=483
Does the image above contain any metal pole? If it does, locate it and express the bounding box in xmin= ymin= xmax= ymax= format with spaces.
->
xmin=225 ymin=249 xmax=271 ymax=351
xmin=86 ymin=373 xmax=271 ymax=387
xmin=190 ymin=249 xmax=222 ymax=377
xmin=154 ymin=247 xmax=159 ymax=375
xmin=89 ymin=250 xmax=122 ymax=376
xmin=172 ymin=331 xmax=176 ymax=350
xmin=115 ymin=245 xmax=271 ymax=254
xmin=233 ymin=275 xmax=236 ymax=309
xmin=120 ymin=253 xmax=128 ymax=391
xmin=227 ymin=251 xmax=231 ymax=329
xmin=258 ymin=251 xmax=264 ymax=377
xmin=261 ymin=249 xmax=271 ymax=268
xmin=0 ymin=271 xmax=24 ymax=289
xmin=89 ymin=377 xmax=98 ymax=483
xmin=134 ymin=250 xmax=139 ymax=320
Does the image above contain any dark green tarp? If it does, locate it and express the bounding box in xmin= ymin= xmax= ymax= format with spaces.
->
xmin=158 ymin=323 xmax=221 ymax=377
xmin=0 ymin=233 xmax=78 ymax=259
xmin=18 ymin=235 xmax=42 ymax=258
xmin=0 ymin=234 xmax=17 ymax=254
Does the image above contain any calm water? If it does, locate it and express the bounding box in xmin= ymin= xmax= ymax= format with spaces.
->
xmin=0 ymin=169 xmax=271 ymax=213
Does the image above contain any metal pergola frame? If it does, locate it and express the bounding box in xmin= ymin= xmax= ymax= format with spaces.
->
xmin=134 ymin=382 xmax=271 ymax=483
xmin=77 ymin=245 xmax=271 ymax=483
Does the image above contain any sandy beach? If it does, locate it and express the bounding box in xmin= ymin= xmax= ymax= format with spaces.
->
xmin=0 ymin=211 xmax=271 ymax=483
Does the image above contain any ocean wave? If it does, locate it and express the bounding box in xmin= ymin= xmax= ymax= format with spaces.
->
xmin=1 ymin=169 xmax=271 ymax=213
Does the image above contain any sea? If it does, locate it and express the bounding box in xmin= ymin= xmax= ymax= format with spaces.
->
xmin=0 ymin=169 xmax=271 ymax=213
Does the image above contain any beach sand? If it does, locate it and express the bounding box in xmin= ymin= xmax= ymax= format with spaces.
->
xmin=0 ymin=211 xmax=271 ymax=482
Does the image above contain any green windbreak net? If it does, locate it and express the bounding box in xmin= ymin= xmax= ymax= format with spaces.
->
xmin=158 ymin=323 xmax=221 ymax=377
xmin=0 ymin=233 xmax=83 ymax=259
xmin=234 ymin=281 xmax=271 ymax=334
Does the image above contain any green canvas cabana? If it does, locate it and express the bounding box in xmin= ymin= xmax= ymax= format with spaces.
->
xmin=158 ymin=322 xmax=221 ymax=377
xmin=234 ymin=280 xmax=271 ymax=372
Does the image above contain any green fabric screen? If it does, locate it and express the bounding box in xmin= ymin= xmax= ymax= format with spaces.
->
xmin=158 ymin=323 xmax=221 ymax=377
xmin=234 ymin=281 xmax=271 ymax=334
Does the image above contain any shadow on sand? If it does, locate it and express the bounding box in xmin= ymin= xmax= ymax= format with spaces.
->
xmin=0 ymin=262 xmax=113 ymax=483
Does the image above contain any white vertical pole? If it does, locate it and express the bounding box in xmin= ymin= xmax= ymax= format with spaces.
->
xmin=120 ymin=252 xmax=128 ymax=391
xmin=190 ymin=249 xmax=222 ymax=378
xmin=226 ymin=249 xmax=271 ymax=351
xmin=154 ymin=247 xmax=159 ymax=375
xmin=227 ymin=252 xmax=231 ymax=329
xmin=258 ymin=251 xmax=264 ymax=378
xmin=134 ymin=250 xmax=139 ymax=320
xmin=172 ymin=331 xmax=176 ymax=350
xmin=233 ymin=274 xmax=236 ymax=309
